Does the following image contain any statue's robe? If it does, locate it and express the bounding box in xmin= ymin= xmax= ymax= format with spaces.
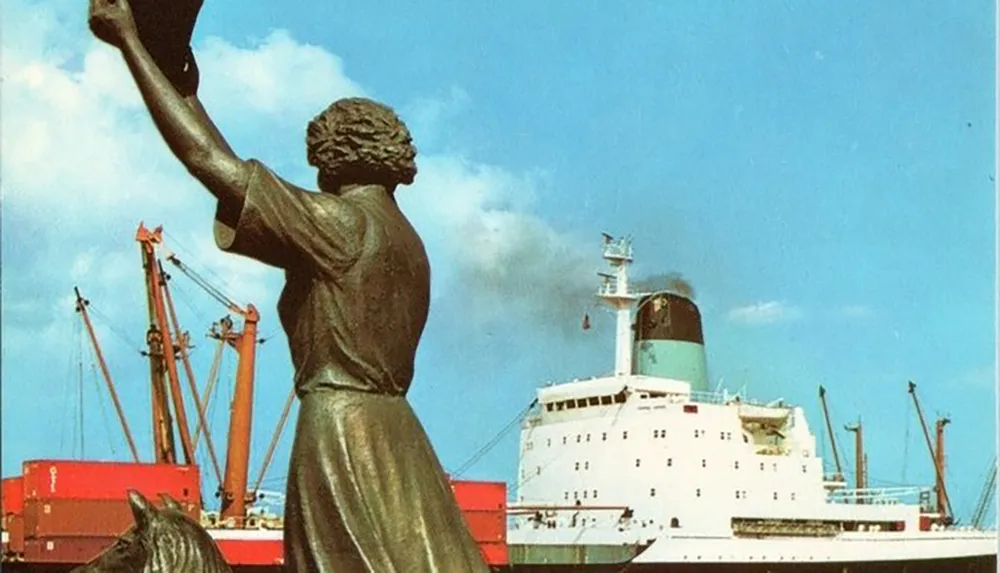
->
xmin=214 ymin=160 xmax=489 ymax=572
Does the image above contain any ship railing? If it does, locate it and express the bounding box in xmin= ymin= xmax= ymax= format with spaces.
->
xmin=689 ymin=390 xmax=727 ymax=405
xmin=827 ymin=486 xmax=930 ymax=505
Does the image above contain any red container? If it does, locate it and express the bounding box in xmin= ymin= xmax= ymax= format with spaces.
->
xmin=22 ymin=460 xmax=200 ymax=502
xmin=214 ymin=536 xmax=284 ymax=566
xmin=460 ymin=510 xmax=505 ymax=543
xmin=6 ymin=514 xmax=25 ymax=554
xmin=2 ymin=477 xmax=24 ymax=516
xmin=24 ymin=536 xmax=118 ymax=563
xmin=24 ymin=498 xmax=201 ymax=538
xmin=450 ymin=479 xmax=506 ymax=512
xmin=477 ymin=541 xmax=508 ymax=566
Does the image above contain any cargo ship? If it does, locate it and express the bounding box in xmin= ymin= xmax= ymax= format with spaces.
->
xmin=1 ymin=229 xmax=997 ymax=572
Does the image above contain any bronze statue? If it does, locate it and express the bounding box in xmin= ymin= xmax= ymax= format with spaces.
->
xmin=87 ymin=0 xmax=490 ymax=570
xmin=71 ymin=491 xmax=232 ymax=573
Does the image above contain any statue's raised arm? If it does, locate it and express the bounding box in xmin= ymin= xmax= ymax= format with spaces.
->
xmin=88 ymin=0 xmax=248 ymax=224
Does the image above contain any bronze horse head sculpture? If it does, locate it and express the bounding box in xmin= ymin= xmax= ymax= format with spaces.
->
xmin=70 ymin=490 xmax=232 ymax=573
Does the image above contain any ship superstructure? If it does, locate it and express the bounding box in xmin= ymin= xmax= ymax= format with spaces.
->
xmin=504 ymin=234 xmax=996 ymax=569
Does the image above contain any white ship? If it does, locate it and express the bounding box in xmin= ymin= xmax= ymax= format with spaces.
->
xmin=500 ymin=234 xmax=997 ymax=572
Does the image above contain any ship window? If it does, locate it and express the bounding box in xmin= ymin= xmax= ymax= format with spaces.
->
xmin=567 ymin=401 xmax=576 ymax=409
xmin=667 ymin=458 xmax=673 ymax=467
xmin=650 ymin=488 xmax=656 ymax=497
xmin=564 ymin=492 xmax=568 ymax=500
xmin=562 ymin=436 xmax=567 ymax=445
xmin=670 ymin=517 xmax=680 ymax=528
xmin=623 ymin=431 xmax=629 ymax=440
xmin=614 ymin=392 xmax=626 ymax=404
xmin=660 ymin=429 xmax=666 ymax=437
xmin=577 ymin=399 xmax=587 ymax=408
xmin=694 ymin=429 xmax=700 ymax=438
xmin=556 ymin=402 xmax=565 ymax=411
xmin=734 ymin=461 xmax=740 ymax=470
xmin=791 ymin=493 xmax=796 ymax=501
xmin=654 ymin=430 xmax=659 ymax=438
xmin=586 ymin=433 xmax=591 ymax=442
xmin=584 ymin=461 xmax=589 ymax=470
xmin=601 ymin=396 xmax=612 ymax=405
xmin=546 ymin=403 xmax=553 ymax=412
xmin=727 ymin=432 xmax=732 ymax=440
xmin=760 ymin=463 xmax=765 ymax=471
xmin=743 ymin=434 xmax=749 ymax=443
xmin=736 ymin=491 xmax=741 ymax=499
xmin=583 ymin=490 xmax=588 ymax=499
xmin=547 ymin=438 xmax=551 ymax=447
xmin=536 ymin=466 xmax=541 ymax=475
xmin=576 ymin=435 xmax=581 ymax=443
xmin=588 ymin=397 xmax=600 ymax=406
xmin=720 ymin=432 xmax=725 ymax=440
xmin=773 ymin=492 xmax=778 ymax=501
xmin=602 ymin=432 xmax=607 ymax=441
xmin=635 ymin=458 xmax=641 ymax=468
xmin=802 ymin=465 xmax=807 ymax=473
xmin=574 ymin=491 xmax=579 ymax=500
xmin=683 ymin=404 xmax=698 ymax=414
xmin=701 ymin=459 xmax=706 ymax=468
xmin=772 ymin=463 xmax=777 ymax=472
xmin=696 ymin=488 xmax=701 ymax=497
xmin=593 ymin=490 xmax=598 ymax=499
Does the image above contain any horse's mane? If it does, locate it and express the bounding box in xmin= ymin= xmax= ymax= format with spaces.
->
xmin=71 ymin=491 xmax=232 ymax=573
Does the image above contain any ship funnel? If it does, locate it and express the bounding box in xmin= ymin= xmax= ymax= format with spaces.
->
xmin=633 ymin=292 xmax=709 ymax=392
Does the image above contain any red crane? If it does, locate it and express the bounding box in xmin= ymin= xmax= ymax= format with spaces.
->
xmin=136 ymin=223 xmax=195 ymax=465
xmin=163 ymin=251 xmax=260 ymax=527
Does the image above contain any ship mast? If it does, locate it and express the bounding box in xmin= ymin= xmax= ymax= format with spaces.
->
xmin=597 ymin=234 xmax=637 ymax=377
xmin=845 ymin=420 xmax=865 ymax=502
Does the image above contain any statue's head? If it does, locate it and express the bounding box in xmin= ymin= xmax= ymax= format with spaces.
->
xmin=306 ymin=97 xmax=417 ymax=194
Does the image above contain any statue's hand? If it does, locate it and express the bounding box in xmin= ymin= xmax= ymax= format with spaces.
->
xmin=88 ymin=0 xmax=138 ymax=48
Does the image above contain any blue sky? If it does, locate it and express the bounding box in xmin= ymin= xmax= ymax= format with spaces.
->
xmin=2 ymin=1 xmax=995 ymax=524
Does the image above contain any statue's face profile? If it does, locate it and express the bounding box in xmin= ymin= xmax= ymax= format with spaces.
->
xmin=306 ymin=97 xmax=418 ymax=193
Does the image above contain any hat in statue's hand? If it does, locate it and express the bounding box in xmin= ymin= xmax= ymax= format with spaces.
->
xmin=131 ymin=0 xmax=204 ymax=91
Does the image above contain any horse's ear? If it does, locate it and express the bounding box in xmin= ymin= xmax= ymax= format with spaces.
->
xmin=159 ymin=493 xmax=182 ymax=511
xmin=127 ymin=489 xmax=156 ymax=530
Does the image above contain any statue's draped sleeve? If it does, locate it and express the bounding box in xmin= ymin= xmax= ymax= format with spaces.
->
xmin=213 ymin=159 xmax=362 ymax=272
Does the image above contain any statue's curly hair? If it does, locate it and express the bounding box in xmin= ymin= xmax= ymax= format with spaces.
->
xmin=306 ymin=97 xmax=417 ymax=191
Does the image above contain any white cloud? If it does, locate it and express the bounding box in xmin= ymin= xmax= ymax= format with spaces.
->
xmin=0 ymin=1 xmax=595 ymax=445
xmin=726 ymin=301 xmax=804 ymax=325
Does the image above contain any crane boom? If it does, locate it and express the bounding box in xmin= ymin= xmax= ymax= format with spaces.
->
xmin=818 ymin=385 xmax=843 ymax=480
xmin=972 ymin=456 xmax=997 ymax=528
xmin=74 ymin=287 xmax=140 ymax=463
xmin=907 ymin=381 xmax=954 ymax=523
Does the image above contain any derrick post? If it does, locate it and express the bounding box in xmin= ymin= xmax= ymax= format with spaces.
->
xmin=137 ymin=223 xmax=196 ymax=465
xmin=220 ymin=304 xmax=261 ymax=526
xmin=935 ymin=417 xmax=951 ymax=520
xmin=845 ymin=420 xmax=864 ymax=503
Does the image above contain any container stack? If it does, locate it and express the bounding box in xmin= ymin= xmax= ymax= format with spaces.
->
xmin=20 ymin=460 xmax=202 ymax=564
xmin=2 ymin=476 xmax=25 ymax=559
xmin=450 ymin=479 xmax=508 ymax=566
